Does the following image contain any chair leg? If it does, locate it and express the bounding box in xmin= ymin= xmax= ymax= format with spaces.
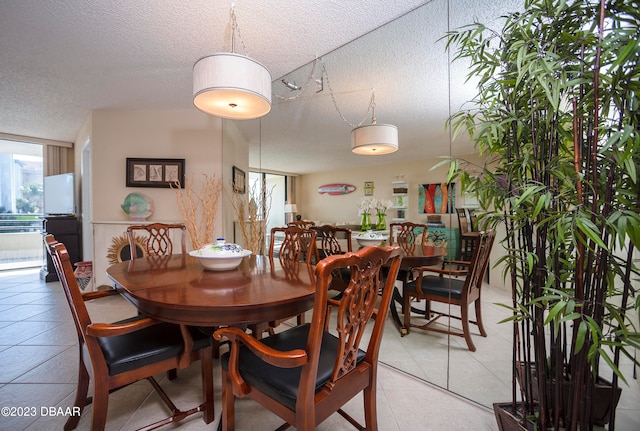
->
xmin=402 ymin=291 xmax=412 ymax=333
xmin=64 ymin=359 xmax=90 ymax=431
xmin=363 ymin=382 xmax=378 ymax=431
xmin=475 ymin=299 xmax=487 ymax=337
xmin=221 ymin=369 xmax=236 ymax=431
xmin=166 ymin=369 xmax=177 ymax=380
xmin=90 ymin=383 xmax=110 ymax=431
xmin=201 ymin=346 xmax=215 ymax=424
xmin=460 ymin=305 xmax=476 ymax=352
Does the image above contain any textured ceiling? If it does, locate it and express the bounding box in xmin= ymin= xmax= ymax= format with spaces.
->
xmin=0 ymin=0 xmax=522 ymax=174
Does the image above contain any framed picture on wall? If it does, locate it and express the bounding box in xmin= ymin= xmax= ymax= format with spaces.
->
xmin=364 ymin=181 xmax=374 ymax=196
xmin=232 ymin=166 xmax=246 ymax=194
xmin=126 ymin=158 xmax=185 ymax=188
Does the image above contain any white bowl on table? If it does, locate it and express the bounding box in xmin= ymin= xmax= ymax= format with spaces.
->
xmin=355 ymin=232 xmax=389 ymax=247
xmin=189 ymin=240 xmax=252 ymax=271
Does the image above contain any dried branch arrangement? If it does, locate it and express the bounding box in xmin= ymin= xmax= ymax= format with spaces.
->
xmin=172 ymin=173 xmax=223 ymax=249
xmin=227 ymin=180 xmax=273 ymax=254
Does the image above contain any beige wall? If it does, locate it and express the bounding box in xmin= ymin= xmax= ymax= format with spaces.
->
xmin=82 ymin=108 xmax=229 ymax=287
xmin=297 ymin=153 xmax=484 ymax=227
xmin=90 ymin=109 xmax=224 ymax=223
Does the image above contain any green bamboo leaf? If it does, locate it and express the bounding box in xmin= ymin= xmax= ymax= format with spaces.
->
xmin=560 ymin=312 xmax=581 ymax=323
xmin=575 ymin=319 xmax=592 ymax=355
xmin=611 ymin=40 xmax=638 ymax=69
xmin=544 ymin=301 xmax=566 ymax=328
xmin=599 ymin=349 xmax=627 ymax=385
xmin=575 ymin=218 xmax=607 ymax=249
xmin=531 ymin=193 xmax=547 ymax=219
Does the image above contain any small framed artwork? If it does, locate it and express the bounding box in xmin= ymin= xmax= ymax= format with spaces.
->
xmin=232 ymin=166 xmax=246 ymax=194
xmin=126 ymin=158 xmax=185 ymax=188
xmin=364 ymin=181 xmax=374 ymax=196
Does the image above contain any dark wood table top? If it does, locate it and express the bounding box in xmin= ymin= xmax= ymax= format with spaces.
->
xmin=106 ymin=254 xmax=317 ymax=328
xmin=394 ymin=245 xmax=447 ymax=268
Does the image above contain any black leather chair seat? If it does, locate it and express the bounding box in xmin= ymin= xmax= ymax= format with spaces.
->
xmin=98 ymin=316 xmax=212 ymax=376
xmin=221 ymin=323 xmax=366 ymax=411
xmin=404 ymin=275 xmax=464 ymax=300
xmin=330 ymin=266 xmax=351 ymax=285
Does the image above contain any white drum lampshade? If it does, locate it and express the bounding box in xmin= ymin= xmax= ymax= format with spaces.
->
xmin=351 ymin=123 xmax=398 ymax=155
xmin=193 ymin=53 xmax=272 ymax=120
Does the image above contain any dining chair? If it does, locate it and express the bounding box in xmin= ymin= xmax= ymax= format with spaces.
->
xmin=312 ymin=224 xmax=352 ymax=292
xmin=126 ymin=222 xmax=186 ymax=260
xmin=265 ymin=226 xmax=318 ymax=332
xmin=213 ymin=245 xmax=403 ymax=431
xmin=388 ymin=222 xmax=429 ymax=308
xmin=389 ymin=221 xmax=428 ymax=250
xmin=402 ymin=228 xmax=495 ymax=351
xmin=456 ymin=208 xmax=478 ymax=262
xmin=269 ymin=225 xmax=317 ymax=265
xmin=45 ymin=235 xmax=214 ymax=431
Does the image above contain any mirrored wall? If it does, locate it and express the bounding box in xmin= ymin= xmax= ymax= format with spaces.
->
xmin=224 ymin=0 xmax=522 ymax=408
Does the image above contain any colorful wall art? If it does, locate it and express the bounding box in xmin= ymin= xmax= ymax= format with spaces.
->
xmin=418 ymin=183 xmax=455 ymax=214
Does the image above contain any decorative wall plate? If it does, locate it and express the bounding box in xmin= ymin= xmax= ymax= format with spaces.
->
xmin=121 ymin=192 xmax=153 ymax=221
xmin=317 ymin=183 xmax=356 ymax=195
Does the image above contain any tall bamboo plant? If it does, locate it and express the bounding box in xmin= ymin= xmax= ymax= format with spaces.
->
xmin=445 ymin=0 xmax=639 ymax=429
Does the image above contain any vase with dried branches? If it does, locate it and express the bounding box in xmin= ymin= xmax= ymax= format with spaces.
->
xmin=227 ymin=180 xmax=273 ymax=255
xmin=172 ymin=173 xmax=223 ymax=250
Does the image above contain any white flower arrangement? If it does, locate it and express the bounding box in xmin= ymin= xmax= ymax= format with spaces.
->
xmin=358 ymin=196 xmax=378 ymax=215
xmin=375 ymin=199 xmax=394 ymax=214
xmin=358 ymin=197 xmax=393 ymax=215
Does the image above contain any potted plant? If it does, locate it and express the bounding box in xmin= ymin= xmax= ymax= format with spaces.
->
xmin=444 ymin=0 xmax=639 ymax=429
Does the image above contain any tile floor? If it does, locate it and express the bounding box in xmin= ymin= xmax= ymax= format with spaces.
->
xmin=0 ymin=267 xmax=637 ymax=430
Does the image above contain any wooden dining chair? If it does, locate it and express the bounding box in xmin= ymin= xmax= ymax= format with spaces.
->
xmin=389 ymin=221 xmax=428 ymax=250
xmin=456 ymin=208 xmax=478 ymax=262
xmin=312 ymin=224 xmax=353 ymax=292
xmin=126 ymin=222 xmax=186 ymax=260
xmin=402 ymin=229 xmax=495 ymax=351
xmin=388 ymin=222 xmax=429 ymax=306
xmin=264 ymin=226 xmax=318 ymax=333
xmin=269 ymin=225 xmax=317 ymax=265
xmin=45 ymin=235 xmax=214 ymax=431
xmin=214 ymin=245 xmax=403 ymax=431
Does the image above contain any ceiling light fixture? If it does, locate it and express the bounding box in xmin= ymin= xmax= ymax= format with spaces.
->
xmin=351 ymin=94 xmax=398 ymax=155
xmin=193 ymin=6 xmax=271 ymax=120
xmin=272 ymin=58 xmax=398 ymax=154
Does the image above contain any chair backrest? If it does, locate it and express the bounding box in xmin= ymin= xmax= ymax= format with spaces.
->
xmin=312 ymin=224 xmax=352 ymax=259
xmin=269 ymin=226 xmax=317 ymax=265
xmin=287 ymin=220 xmax=316 ymax=229
xmin=390 ymin=222 xmax=428 ymax=253
xmin=468 ymin=209 xmax=478 ymax=232
xmin=127 ymin=223 xmax=186 ymax=260
xmin=463 ymin=228 xmax=496 ymax=298
xmin=457 ymin=208 xmax=472 ymax=234
xmin=44 ymin=235 xmax=102 ymax=364
xmin=298 ymin=245 xmax=402 ymax=410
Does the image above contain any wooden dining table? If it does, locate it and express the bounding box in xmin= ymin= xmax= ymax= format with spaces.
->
xmin=106 ymin=254 xmax=317 ymax=367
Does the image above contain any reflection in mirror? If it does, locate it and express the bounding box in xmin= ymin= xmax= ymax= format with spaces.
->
xmin=224 ymin=0 xmax=522 ymax=408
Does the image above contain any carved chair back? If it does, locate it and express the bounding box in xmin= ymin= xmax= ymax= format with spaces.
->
xmin=127 ymin=222 xmax=186 ymax=260
xmin=269 ymin=226 xmax=317 ymax=265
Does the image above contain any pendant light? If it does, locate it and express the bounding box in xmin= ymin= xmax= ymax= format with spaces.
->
xmin=351 ymin=93 xmax=398 ymax=155
xmin=193 ymin=6 xmax=272 ymax=120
